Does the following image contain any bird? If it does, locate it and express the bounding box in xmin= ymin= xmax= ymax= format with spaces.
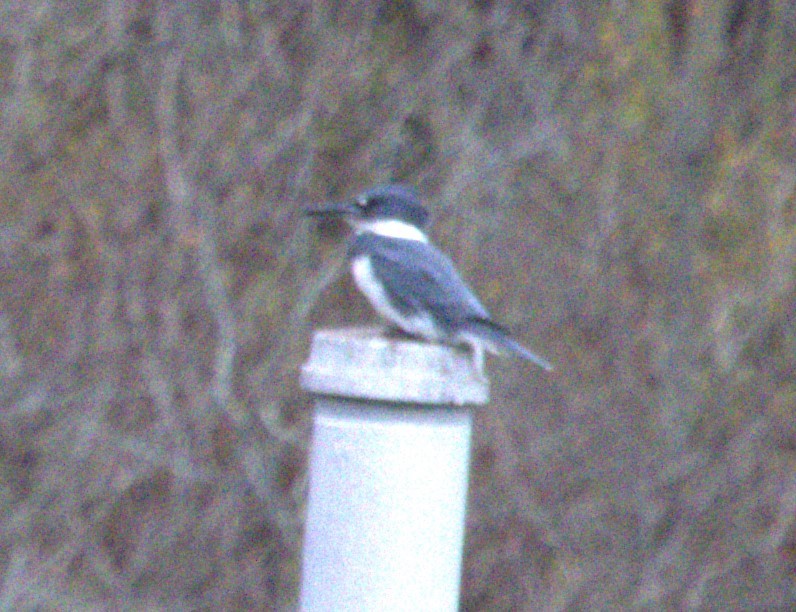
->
xmin=306 ymin=184 xmax=553 ymax=377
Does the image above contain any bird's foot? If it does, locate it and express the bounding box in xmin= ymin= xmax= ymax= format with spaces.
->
xmin=381 ymin=325 xmax=418 ymax=341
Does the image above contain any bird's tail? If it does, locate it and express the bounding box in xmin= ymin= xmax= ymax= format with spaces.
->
xmin=460 ymin=318 xmax=554 ymax=372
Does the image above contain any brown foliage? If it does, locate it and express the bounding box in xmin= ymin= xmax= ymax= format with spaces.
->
xmin=0 ymin=0 xmax=795 ymax=608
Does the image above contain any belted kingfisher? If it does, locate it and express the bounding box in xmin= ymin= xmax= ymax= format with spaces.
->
xmin=306 ymin=184 xmax=553 ymax=376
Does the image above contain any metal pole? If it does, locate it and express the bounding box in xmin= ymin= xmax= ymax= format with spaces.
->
xmin=299 ymin=327 xmax=488 ymax=611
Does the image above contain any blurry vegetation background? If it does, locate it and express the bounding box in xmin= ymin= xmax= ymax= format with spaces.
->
xmin=1 ymin=1 xmax=795 ymax=608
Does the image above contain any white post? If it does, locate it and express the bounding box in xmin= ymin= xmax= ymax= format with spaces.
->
xmin=299 ymin=328 xmax=489 ymax=611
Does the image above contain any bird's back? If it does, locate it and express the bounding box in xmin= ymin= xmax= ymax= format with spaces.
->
xmin=349 ymin=233 xmax=491 ymax=336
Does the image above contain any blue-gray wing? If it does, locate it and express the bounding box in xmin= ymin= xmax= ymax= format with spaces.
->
xmin=350 ymin=234 xmax=491 ymax=330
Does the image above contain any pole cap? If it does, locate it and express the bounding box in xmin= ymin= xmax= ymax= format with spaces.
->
xmin=300 ymin=327 xmax=489 ymax=405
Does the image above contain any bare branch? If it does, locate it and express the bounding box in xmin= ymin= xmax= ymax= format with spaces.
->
xmin=155 ymin=47 xmax=238 ymax=422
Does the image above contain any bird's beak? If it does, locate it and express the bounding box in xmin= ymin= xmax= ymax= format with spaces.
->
xmin=305 ymin=199 xmax=360 ymax=219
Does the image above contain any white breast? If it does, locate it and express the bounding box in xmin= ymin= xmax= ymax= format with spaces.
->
xmin=350 ymin=255 xmax=440 ymax=340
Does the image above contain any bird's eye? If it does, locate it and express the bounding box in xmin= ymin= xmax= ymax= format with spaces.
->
xmin=356 ymin=195 xmax=369 ymax=208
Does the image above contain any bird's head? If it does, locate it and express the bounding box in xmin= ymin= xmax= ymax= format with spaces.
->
xmin=306 ymin=184 xmax=430 ymax=241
